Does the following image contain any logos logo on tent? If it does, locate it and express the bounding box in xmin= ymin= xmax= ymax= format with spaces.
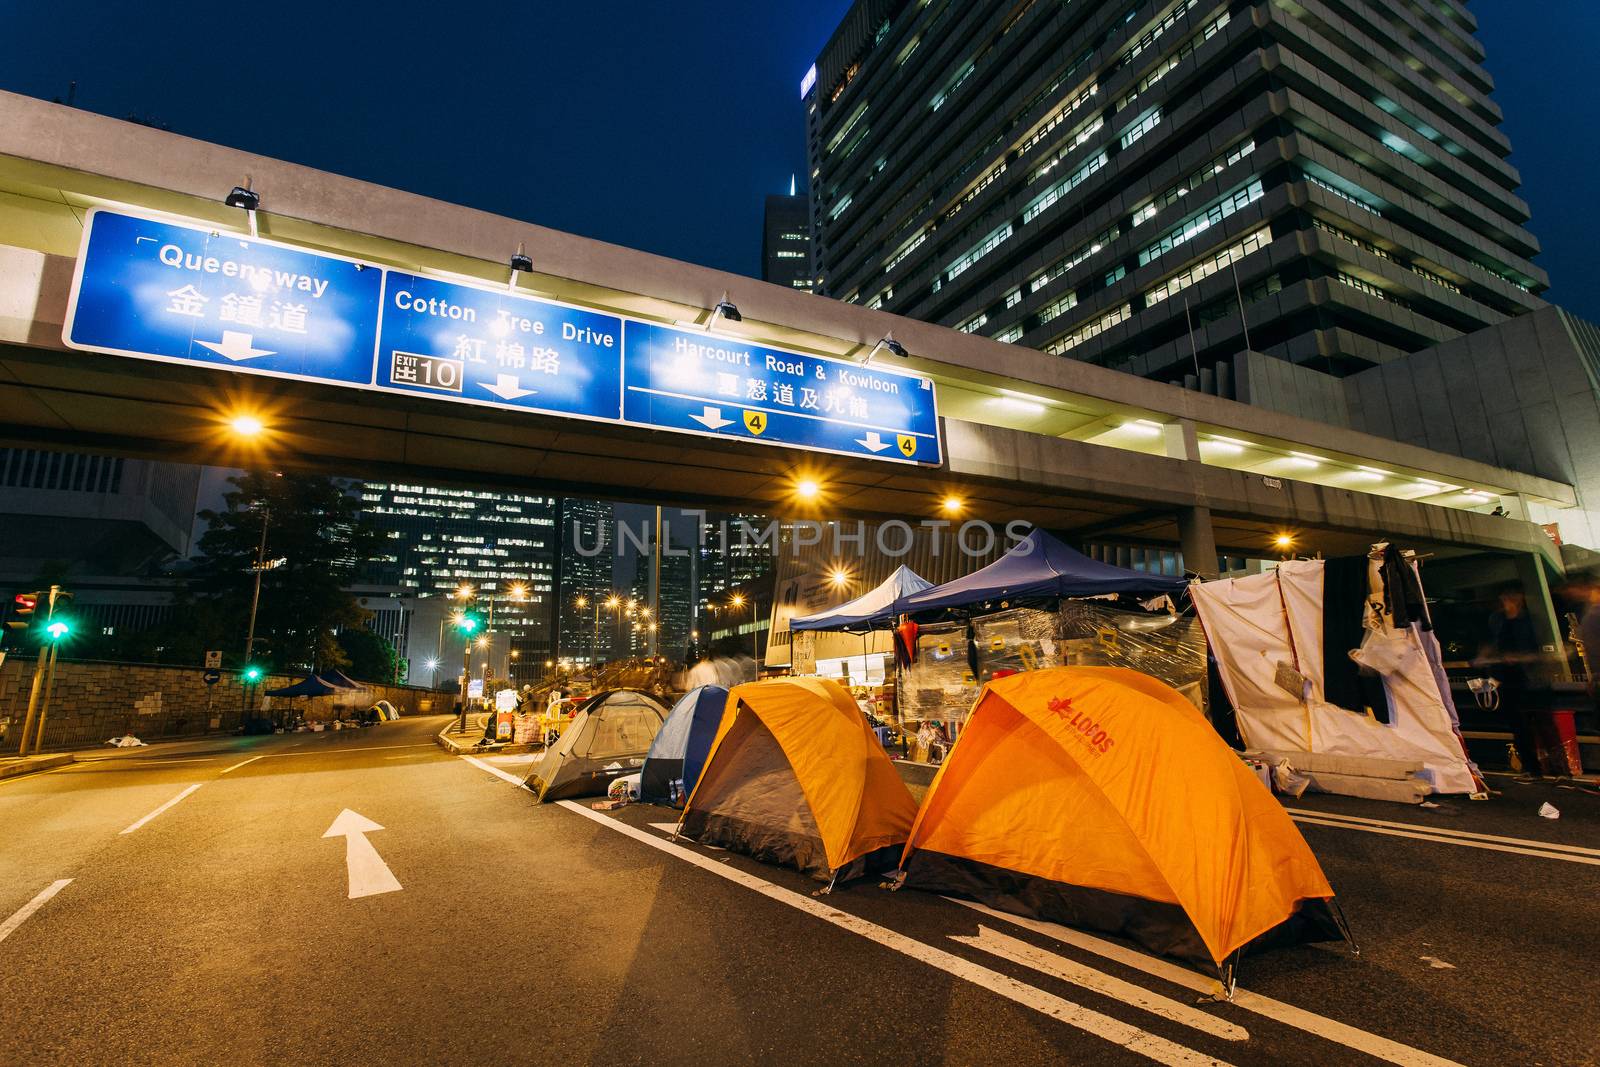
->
xmin=1047 ymin=696 xmax=1115 ymax=755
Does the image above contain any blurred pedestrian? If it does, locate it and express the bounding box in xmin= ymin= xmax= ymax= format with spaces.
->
xmin=1478 ymin=586 xmax=1544 ymax=781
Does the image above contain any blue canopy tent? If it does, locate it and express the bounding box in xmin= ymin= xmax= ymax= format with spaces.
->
xmin=895 ymin=528 xmax=1187 ymax=616
xmin=317 ymin=669 xmax=363 ymax=690
xmin=640 ymin=685 xmax=728 ymax=804
xmin=790 ymin=566 xmax=933 ymax=633
xmin=265 ymin=673 xmax=339 ymax=698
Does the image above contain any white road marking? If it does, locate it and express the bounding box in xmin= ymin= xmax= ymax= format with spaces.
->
xmin=119 ymin=784 xmax=201 ymax=834
xmin=648 ymin=822 xmax=681 ymax=834
xmin=0 ymin=880 xmax=72 ymax=945
xmin=322 ymin=809 xmax=402 ymax=899
xmin=952 ymin=900 xmax=1465 ymax=1067
xmin=1290 ymin=814 xmax=1600 ymax=866
xmin=461 ymin=754 xmax=525 ymax=784
xmin=953 ymin=924 xmax=1248 ymax=1041
xmin=557 ymin=801 xmax=1230 ymax=1067
xmin=1284 ymin=807 xmax=1600 ymax=858
xmin=220 ymin=755 xmax=266 ymax=774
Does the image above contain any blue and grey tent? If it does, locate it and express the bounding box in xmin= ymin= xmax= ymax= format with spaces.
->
xmin=789 ymin=565 xmax=932 ymax=633
xmin=640 ymin=685 xmax=728 ymax=804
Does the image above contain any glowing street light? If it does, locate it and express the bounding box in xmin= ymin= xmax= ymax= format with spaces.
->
xmin=794 ymin=478 xmax=820 ymax=502
xmin=455 ymin=583 xmax=475 ymax=600
xmin=509 ymin=582 xmax=528 ymax=601
xmin=229 ymin=414 xmax=265 ymax=438
xmin=941 ymin=495 xmax=964 ymax=516
xmin=828 ymin=566 xmax=850 ymax=589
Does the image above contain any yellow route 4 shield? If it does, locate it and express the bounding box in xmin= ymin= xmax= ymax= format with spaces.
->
xmin=896 ymin=433 xmax=917 ymax=458
xmin=743 ymin=410 xmax=768 ymax=435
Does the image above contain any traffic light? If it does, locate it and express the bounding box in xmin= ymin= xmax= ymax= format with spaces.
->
xmin=455 ymin=611 xmax=482 ymax=635
xmin=44 ymin=619 xmax=70 ymax=641
xmin=242 ymin=664 xmax=264 ymax=683
xmin=6 ymin=592 xmax=39 ymax=631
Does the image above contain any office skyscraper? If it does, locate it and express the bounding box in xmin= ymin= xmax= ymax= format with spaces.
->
xmin=555 ymin=497 xmax=615 ymax=666
xmin=762 ymin=185 xmax=814 ymax=292
xmin=356 ymin=482 xmax=559 ymax=670
xmin=804 ymin=0 xmax=1546 ymax=392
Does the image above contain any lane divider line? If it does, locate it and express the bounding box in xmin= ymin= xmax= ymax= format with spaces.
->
xmin=220 ymin=756 xmax=266 ymax=774
xmin=0 ymin=879 xmax=72 ymax=946
xmin=951 ymin=900 xmax=1465 ymax=1067
xmin=953 ymin=924 xmax=1248 ymax=1041
xmin=1283 ymin=807 xmax=1600 ymax=858
xmin=119 ymin=784 xmax=201 ymax=835
xmin=1289 ymin=815 xmax=1600 ymax=867
xmin=556 ymin=800 xmax=1231 ymax=1067
xmin=461 ymin=754 xmax=526 ymax=784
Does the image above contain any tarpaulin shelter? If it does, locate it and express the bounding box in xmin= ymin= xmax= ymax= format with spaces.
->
xmin=1190 ymin=556 xmax=1483 ymax=797
xmin=790 ymin=566 xmax=933 ymax=632
xmin=318 ymin=669 xmax=364 ymax=690
xmin=899 ymin=667 xmax=1344 ymax=979
xmin=895 ymin=529 xmax=1187 ymax=616
xmin=680 ymin=678 xmax=918 ymax=881
xmin=640 ymin=685 xmax=728 ymax=804
xmin=524 ymin=689 xmax=669 ymax=802
xmin=265 ymin=674 xmax=339 ymax=698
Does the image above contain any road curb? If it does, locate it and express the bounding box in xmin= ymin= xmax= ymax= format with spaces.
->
xmin=0 ymin=753 xmax=75 ymax=780
xmin=434 ymin=721 xmax=534 ymax=756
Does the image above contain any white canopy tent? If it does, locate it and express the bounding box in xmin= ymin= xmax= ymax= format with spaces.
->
xmin=1192 ymin=557 xmax=1482 ymax=797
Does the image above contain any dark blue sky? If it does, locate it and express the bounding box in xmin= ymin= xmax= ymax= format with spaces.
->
xmin=0 ymin=1 xmax=1593 ymax=314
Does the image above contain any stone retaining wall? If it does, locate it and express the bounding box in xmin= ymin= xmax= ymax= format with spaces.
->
xmin=0 ymin=658 xmax=445 ymax=752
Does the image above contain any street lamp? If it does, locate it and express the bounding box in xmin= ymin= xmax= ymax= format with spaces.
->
xmin=941 ymin=495 xmax=964 ymax=516
xmin=229 ymin=414 xmax=264 ymax=438
xmin=793 ymin=478 xmax=820 ymax=502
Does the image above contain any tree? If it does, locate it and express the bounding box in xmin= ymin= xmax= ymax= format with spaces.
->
xmin=336 ymin=627 xmax=401 ymax=684
xmin=191 ymin=471 xmax=382 ymax=673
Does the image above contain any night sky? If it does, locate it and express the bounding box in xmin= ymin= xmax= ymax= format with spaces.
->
xmin=0 ymin=2 xmax=1592 ymax=315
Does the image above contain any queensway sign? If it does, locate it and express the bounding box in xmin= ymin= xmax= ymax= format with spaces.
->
xmin=63 ymin=208 xmax=941 ymax=466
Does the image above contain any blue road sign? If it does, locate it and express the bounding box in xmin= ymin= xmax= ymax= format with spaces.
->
xmin=64 ymin=208 xmax=381 ymax=385
xmin=621 ymin=321 xmax=941 ymax=465
xmin=374 ymin=273 xmax=623 ymax=420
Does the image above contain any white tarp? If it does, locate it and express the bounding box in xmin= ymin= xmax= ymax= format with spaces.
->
xmin=1193 ymin=558 xmax=1480 ymax=795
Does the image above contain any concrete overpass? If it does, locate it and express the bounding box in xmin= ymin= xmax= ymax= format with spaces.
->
xmin=0 ymin=90 xmax=1574 ymax=577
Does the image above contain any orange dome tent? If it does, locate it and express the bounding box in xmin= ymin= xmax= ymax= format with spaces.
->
xmin=680 ymin=678 xmax=918 ymax=883
xmin=899 ymin=667 xmax=1347 ymax=981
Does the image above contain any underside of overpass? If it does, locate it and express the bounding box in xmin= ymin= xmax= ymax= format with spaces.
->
xmin=0 ymin=90 xmax=1574 ymax=574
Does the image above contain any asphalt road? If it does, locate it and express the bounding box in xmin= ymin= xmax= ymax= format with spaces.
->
xmin=1 ymin=716 xmax=1595 ymax=1066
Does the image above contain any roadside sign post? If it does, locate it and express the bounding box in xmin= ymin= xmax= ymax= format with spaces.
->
xmin=20 ymin=586 xmax=63 ymax=756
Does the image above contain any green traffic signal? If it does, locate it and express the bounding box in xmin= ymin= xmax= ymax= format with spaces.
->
xmin=456 ymin=612 xmax=481 ymax=634
xmin=243 ymin=665 xmax=264 ymax=682
xmin=44 ymin=619 xmax=70 ymax=641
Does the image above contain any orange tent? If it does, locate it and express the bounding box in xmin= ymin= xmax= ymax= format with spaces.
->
xmin=900 ymin=667 xmax=1345 ymax=977
xmin=680 ymin=677 xmax=918 ymax=881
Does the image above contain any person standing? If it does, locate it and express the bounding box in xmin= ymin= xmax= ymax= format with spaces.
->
xmin=1480 ymin=587 xmax=1544 ymax=781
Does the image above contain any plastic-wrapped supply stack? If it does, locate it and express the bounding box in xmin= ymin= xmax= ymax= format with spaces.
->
xmin=1057 ymin=601 xmax=1208 ymax=710
xmin=972 ymin=608 xmax=1060 ymax=681
xmin=898 ymin=621 xmax=980 ymax=724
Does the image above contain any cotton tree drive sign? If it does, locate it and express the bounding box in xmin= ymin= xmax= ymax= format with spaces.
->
xmin=64 ymin=208 xmax=941 ymax=465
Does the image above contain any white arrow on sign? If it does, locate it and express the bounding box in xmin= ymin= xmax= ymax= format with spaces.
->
xmin=856 ymin=430 xmax=892 ymax=453
xmin=481 ymin=373 xmax=536 ymax=401
xmin=197 ymin=330 xmax=275 ymax=362
xmin=690 ymin=406 xmax=735 ymax=430
xmin=322 ymin=809 xmax=402 ymax=899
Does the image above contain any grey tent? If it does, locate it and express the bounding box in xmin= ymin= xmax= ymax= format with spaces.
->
xmin=523 ymin=689 xmax=669 ymax=802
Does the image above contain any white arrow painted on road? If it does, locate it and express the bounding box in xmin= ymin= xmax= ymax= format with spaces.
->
xmin=856 ymin=430 xmax=892 ymax=452
xmin=197 ymin=330 xmax=275 ymax=361
xmin=322 ymin=809 xmax=402 ymax=899
xmin=480 ymin=373 xmax=537 ymax=401
xmin=689 ymin=405 xmax=735 ymax=430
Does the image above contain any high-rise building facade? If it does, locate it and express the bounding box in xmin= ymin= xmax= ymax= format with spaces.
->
xmin=356 ymin=482 xmax=559 ymax=671
xmin=554 ymin=497 xmax=615 ymax=666
xmin=762 ymin=189 xmax=814 ymax=292
xmin=804 ymin=0 xmax=1546 ymax=391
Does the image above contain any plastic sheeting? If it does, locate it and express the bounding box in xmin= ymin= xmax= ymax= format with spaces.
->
xmin=1057 ymin=601 xmax=1208 ymax=710
xmin=1192 ymin=559 xmax=1480 ymax=795
xmin=899 ymin=621 xmax=979 ymax=724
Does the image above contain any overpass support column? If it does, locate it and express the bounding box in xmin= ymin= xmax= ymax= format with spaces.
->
xmin=1179 ymin=506 xmax=1219 ymax=579
xmin=1512 ymin=551 xmax=1564 ymax=662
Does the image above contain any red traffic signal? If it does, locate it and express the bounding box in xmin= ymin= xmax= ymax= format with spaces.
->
xmin=6 ymin=592 xmax=40 ymax=631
